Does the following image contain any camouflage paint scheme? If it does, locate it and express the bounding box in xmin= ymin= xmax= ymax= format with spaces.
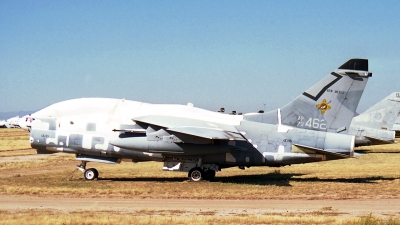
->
xmin=26 ymin=59 xmax=371 ymax=181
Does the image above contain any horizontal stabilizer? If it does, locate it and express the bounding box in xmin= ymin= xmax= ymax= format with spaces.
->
xmin=293 ymin=144 xmax=352 ymax=158
xmin=363 ymin=136 xmax=396 ymax=145
xmin=388 ymin=98 xmax=400 ymax=103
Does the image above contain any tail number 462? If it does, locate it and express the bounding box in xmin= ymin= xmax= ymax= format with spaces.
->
xmin=298 ymin=118 xmax=327 ymax=130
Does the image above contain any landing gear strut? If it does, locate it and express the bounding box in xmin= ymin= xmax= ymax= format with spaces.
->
xmin=77 ymin=161 xmax=99 ymax=180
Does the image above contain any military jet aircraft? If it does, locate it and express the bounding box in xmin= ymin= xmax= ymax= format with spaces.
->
xmin=5 ymin=116 xmax=20 ymax=128
xmin=394 ymin=116 xmax=400 ymax=136
xmin=0 ymin=120 xmax=6 ymax=128
xmin=28 ymin=58 xmax=371 ymax=181
xmin=348 ymin=92 xmax=400 ymax=146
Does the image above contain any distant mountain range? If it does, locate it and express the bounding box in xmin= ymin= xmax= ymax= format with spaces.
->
xmin=0 ymin=111 xmax=36 ymax=120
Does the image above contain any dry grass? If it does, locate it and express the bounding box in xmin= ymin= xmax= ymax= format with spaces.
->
xmin=0 ymin=154 xmax=75 ymax=171
xmin=1 ymin=209 xmax=395 ymax=225
xmin=0 ymin=149 xmax=36 ymax=157
xmin=356 ymin=138 xmax=400 ymax=153
xmin=2 ymin=153 xmax=400 ymax=200
xmin=0 ymin=128 xmax=30 ymax=151
xmin=0 ymin=128 xmax=30 ymax=139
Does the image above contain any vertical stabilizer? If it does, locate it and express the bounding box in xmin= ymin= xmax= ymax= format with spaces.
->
xmin=349 ymin=92 xmax=400 ymax=144
xmin=244 ymin=59 xmax=372 ymax=133
xmin=350 ymin=92 xmax=400 ymax=130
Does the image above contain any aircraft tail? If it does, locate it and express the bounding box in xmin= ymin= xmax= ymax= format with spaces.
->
xmin=350 ymin=92 xmax=400 ymax=131
xmin=244 ymin=59 xmax=372 ymax=133
xmin=348 ymin=92 xmax=400 ymax=145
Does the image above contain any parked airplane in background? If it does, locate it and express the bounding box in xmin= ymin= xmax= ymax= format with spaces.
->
xmin=5 ymin=116 xmax=20 ymax=128
xmin=0 ymin=120 xmax=6 ymax=128
xmin=395 ymin=117 xmax=400 ymax=136
xmin=27 ymin=58 xmax=371 ymax=181
xmin=348 ymin=92 xmax=400 ymax=146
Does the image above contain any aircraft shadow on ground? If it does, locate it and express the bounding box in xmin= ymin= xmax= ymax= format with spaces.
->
xmin=95 ymin=172 xmax=395 ymax=186
xmin=96 ymin=172 xmax=301 ymax=186
xmin=212 ymin=174 xmax=394 ymax=186
xmin=97 ymin=177 xmax=187 ymax=182
xmin=355 ymin=150 xmax=400 ymax=154
xmin=212 ymin=173 xmax=303 ymax=186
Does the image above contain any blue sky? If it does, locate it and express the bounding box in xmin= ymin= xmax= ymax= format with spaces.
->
xmin=1 ymin=0 xmax=399 ymax=114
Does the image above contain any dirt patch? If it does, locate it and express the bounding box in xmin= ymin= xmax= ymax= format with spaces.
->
xmin=1 ymin=195 xmax=399 ymax=219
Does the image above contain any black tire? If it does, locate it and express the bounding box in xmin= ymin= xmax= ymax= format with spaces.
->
xmin=204 ymin=170 xmax=216 ymax=180
xmin=84 ymin=168 xmax=98 ymax=180
xmin=188 ymin=167 xmax=204 ymax=182
xmin=93 ymin=168 xmax=99 ymax=179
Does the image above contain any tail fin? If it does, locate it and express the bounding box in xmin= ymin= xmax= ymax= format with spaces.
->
xmin=349 ymin=92 xmax=400 ymax=143
xmin=351 ymin=92 xmax=400 ymax=130
xmin=244 ymin=58 xmax=372 ymax=133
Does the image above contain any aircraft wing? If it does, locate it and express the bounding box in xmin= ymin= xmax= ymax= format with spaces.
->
xmin=133 ymin=115 xmax=246 ymax=141
xmin=293 ymin=144 xmax=352 ymax=158
xmin=168 ymin=126 xmax=245 ymax=140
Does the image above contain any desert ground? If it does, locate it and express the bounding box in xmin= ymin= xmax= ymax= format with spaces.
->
xmin=1 ymin=128 xmax=400 ymax=224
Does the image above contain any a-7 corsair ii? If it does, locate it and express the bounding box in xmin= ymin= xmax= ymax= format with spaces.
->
xmin=27 ymin=59 xmax=372 ymax=181
xmin=348 ymin=92 xmax=400 ymax=145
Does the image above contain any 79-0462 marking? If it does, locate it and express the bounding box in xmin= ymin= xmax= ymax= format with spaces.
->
xmin=297 ymin=116 xmax=327 ymax=130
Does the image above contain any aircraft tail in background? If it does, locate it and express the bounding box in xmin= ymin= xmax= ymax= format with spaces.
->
xmin=349 ymin=92 xmax=400 ymax=146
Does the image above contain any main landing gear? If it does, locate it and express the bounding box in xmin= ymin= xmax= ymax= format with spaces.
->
xmin=188 ymin=167 xmax=216 ymax=182
xmin=77 ymin=161 xmax=99 ymax=180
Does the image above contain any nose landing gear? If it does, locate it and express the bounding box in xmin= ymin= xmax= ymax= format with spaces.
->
xmin=77 ymin=161 xmax=99 ymax=180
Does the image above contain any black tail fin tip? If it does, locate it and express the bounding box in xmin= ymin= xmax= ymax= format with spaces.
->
xmin=338 ymin=58 xmax=368 ymax=71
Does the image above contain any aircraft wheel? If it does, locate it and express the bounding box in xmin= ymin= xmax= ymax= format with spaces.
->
xmin=205 ymin=170 xmax=216 ymax=180
xmin=84 ymin=168 xmax=98 ymax=180
xmin=188 ymin=167 xmax=204 ymax=182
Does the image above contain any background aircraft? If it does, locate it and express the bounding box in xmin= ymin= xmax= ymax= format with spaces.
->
xmin=0 ymin=120 xmax=6 ymax=128
xmin=394 ymin=116 xmax=400 ymax=136
xmin=348 ymin=92 xmax=400 ymax=146
xmin=5 ymin=116 xmax=20 ymax=128
xmin=28 ymin=58 xmax=371 ymax=181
